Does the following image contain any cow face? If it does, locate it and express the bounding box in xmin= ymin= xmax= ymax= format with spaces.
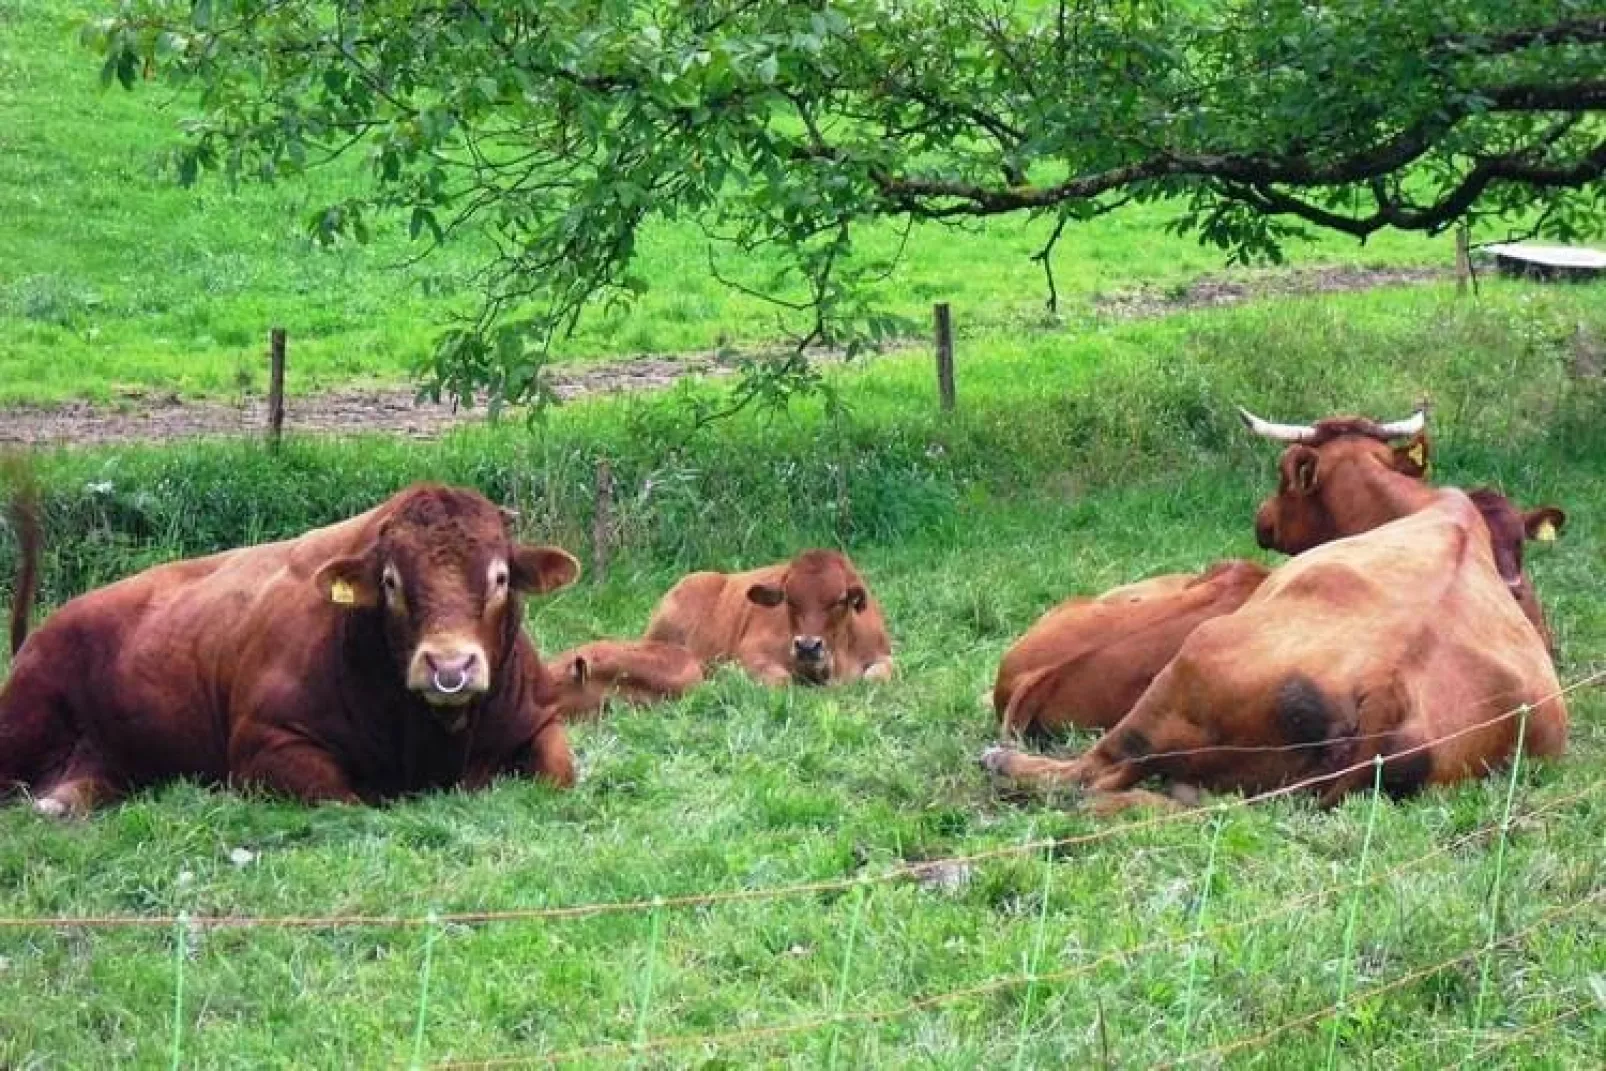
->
xmin=1242 ymin=409 xmax=1430 ymax=555
xmin=746 ymin=550 xmax=869 ymax=685
xmin=313 ymin=485 xmax=579 ymax=727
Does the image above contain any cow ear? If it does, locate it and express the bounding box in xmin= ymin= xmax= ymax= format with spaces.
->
xmin=570 ymin=656 xmax=589 ymax=686
xmin=1392 ymin=433 xmax=1431 ymax=477
xmin=1524 ymin=507 xmax=1566 ymax=543
xmin=1287 ymin=446 xmax=1321 ymax=496
xmin=747 ymin=582 xmax=786 ymax=607
xmin=846 ymin=584 xmax=868 ymax=613
xmin=511 ymin=546 xmax=581 ymax=594
xmin=313 ymin=554 xmax=380 ymax=609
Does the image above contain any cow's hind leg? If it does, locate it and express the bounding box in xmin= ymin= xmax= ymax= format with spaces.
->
xmin=32 ymin=740 xmax=121 ymax=818
xmin=980 ymin=746 xmax=1108 ymax=789
xmin=0 ymin=679 xmax=78 ymax=802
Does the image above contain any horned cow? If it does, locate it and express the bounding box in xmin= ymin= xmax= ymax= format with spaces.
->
xmin=983 ymin=408 xmax=1569 ymax=807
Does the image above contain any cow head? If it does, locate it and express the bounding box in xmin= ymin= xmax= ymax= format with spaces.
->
xmin=746 ymin=549 xmax=870 ymax=685
xmin=1240 ymin=407 xmax=1431 ymax=554
xmin=312 ymin=485 xmax=579 ymax=728
xmin=1469 ymin=490 xmax=1567 ymax=650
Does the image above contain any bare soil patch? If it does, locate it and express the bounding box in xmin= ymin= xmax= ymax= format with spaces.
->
xmin=0 ymin=265 xmax=1447 ymax=446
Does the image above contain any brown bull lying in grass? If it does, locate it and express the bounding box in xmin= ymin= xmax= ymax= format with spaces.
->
xmin=644 ymin=549 xmax=893 ymax=686
xmin=2 ymin=483 xmax=582 ymax=815
xmin=985 ymin=408 xmax=1568 ymax=807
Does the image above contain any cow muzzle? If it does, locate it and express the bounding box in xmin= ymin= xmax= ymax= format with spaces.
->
xmin=408 ymin=642 xmax=490 ymax=714
xmin=791 ymin=636 xmax=831 ymax=685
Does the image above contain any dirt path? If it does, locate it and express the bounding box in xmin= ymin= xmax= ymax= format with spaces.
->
xmin=0 ymin=265 xmax=1445 ymax=446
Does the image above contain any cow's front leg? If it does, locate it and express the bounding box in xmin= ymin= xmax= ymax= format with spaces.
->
xmin=738 ymin=651 xmax=795 ymax=687
xmin=861 ymin=656 xmax=895 ymax=682
xmin=231 ymin=729 xmax=361 ymax=805
xmin=528 ymin=719 xmax=576 ymax=788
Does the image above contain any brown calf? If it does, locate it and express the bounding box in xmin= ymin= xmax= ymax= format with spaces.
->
xmin=643 ymin=549 xmax=893 ymax=686
xmin=1 ymin=483 xmax=581 ymax=815
xmin=543 ymin=640 xmax=705 ymax=721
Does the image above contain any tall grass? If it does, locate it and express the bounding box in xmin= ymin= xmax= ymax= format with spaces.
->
xmin=5 ymin=282 xmax=1601 ymax=602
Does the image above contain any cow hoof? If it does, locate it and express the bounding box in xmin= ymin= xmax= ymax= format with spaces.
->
xmin=979 ymin=746 xmax=1017 ymax=776
xmin=32 ymin=797 xmax=70 ymax=820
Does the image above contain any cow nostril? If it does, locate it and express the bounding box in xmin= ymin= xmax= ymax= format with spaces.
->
xmin=793 ymin=636 xmax=826 ymax=658
xmin=424 ymin=651 xmax=479 ymax=693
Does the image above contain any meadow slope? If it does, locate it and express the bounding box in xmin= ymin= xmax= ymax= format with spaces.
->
xmin=0 ymin=283 xmax=1603 ymax=1067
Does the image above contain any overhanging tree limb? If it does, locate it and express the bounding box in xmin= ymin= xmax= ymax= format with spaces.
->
xmin=90 ymin=0 xmax=1606 ymax=415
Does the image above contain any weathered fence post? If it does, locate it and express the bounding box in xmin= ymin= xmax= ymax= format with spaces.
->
xmin=267 ymin=327 xmax=287 ymax=448
xmin=591 ymin=459 xmax=615 ymax=585
xmin=933 ymin=303 xmax=955 ymax=412
xmin=1455 ymin=225 xmax=1472 ymax=296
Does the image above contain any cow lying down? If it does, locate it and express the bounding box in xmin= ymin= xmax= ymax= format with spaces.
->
xmin=985 ymin=461 xmax=1567 ymax=807
xmin=992 ymin=561 xmax=1270 ymax=737
xmin=644 ymin=549 xmax=893 ymax=686
xmin=992 ymin=410 xmax=1566 ymax=743
xmin=2 ymin=483 xmax=582 ymax=815
xmin=543 ymin=640 xmax=705 ymax=721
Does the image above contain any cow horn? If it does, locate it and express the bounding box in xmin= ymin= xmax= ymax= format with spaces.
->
xmin=1373 ymin=409 xmax=1427 ymax=439
xmin=1236 ymin=406 xmax=1317 ymax=444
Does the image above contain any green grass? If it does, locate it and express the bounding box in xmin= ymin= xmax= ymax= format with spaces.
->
xmin=1 ymin=283 xmax=1604 ymax=1066
xmin=0 ymin=0 xmax=1465 ymax=405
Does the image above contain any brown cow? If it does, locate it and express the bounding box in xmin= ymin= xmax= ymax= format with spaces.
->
xmin=993 ymin=561 xmax=1269 ymax=737
xmin=543 ymin=640 xmax=705 ymax=721
xmin=643 ymin=549 xmax=893 ymax=686
xmin=1242 ymin=407 xmax=1567 ymax=650
xmin=988 ymin=410 xmax=1564 ymax=744
xmin=1 ymin=483 xmax=581 ymax=815
xmin=984 ymin=414 xmax=1568 ymax=806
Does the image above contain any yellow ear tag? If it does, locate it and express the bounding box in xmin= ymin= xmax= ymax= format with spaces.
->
xmin=1406 ymin=442 xmax=1426 ymax=469
xmin=1535 ymin=519 xmax=1557 ymax=543
xmin=329 ymin=579 xmax=356 ymax=605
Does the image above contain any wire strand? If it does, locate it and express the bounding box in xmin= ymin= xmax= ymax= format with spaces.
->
xmin=427 ymin=784 xmax=1602 ymax=1069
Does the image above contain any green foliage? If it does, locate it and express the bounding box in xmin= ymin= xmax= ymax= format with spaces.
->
xmin=1 ymin=0 xmax=1464 ymax=406
xmin=87 ymin=1 xmax=1606 ymax=410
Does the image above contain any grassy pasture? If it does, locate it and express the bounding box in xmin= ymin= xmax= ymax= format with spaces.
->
xmin=0 ymin=0 xmax=1467 ymax=406
xmin=1 ymin=282 xmax=1604 ymax=1067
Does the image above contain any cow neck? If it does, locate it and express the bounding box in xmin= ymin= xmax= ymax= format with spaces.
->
xmin=1323 ymin=452 xmax=1441 ymax=537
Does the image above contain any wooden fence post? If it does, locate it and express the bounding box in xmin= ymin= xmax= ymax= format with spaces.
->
xmin=591 ymin=459 xmax=614 ymax=585
xmin=1455 ymin=225 xmax=1471 ymax=296
xmin=267 ymin=327 xmax=287 ymax=448
xmin=933 ymin=303 xmax=955 ymax=412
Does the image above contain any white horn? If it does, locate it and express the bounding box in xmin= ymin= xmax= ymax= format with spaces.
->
xmin=1373 ymin=409 xmax=1427 ymax=439
xmin=1237 ymin=406 xmax=1317 ymax=444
